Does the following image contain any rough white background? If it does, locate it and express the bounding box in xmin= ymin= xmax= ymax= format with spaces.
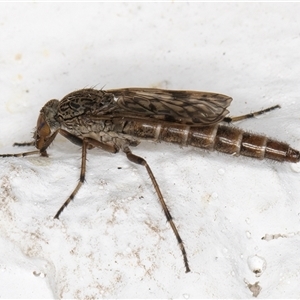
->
xmin=0 ymin=2 xmax=300 ymax=298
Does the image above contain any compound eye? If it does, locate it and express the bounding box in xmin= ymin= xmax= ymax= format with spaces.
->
xmin=36 ymin=114 xmax=51 ymax=149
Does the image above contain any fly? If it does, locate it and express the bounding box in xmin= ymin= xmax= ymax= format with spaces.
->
xmin=1 ymin=87 xmax=299 ymax=273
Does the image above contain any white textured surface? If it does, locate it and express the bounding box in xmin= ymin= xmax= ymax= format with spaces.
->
xmin=1 ymin=3 xmax=300 ymax=298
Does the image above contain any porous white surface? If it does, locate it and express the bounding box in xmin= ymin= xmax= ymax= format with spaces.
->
xmin=0 ymin=3 xmax=300 ymax=298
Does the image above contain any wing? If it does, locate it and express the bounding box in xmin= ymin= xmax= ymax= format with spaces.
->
xmin=107 ymin=88 xmax=232 ymax=126
xmin=59 ymin=88 xmax=232 ymax=127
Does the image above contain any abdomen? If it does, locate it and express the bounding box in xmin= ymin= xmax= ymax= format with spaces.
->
xmin=122 ymin=121 xmax=300 ymax=163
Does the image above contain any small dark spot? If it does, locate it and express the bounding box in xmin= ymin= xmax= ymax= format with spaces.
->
xmin=149 ymin=103 xmax=156 ymax=112
xmin=163 ymin=115 xmax=177 ymax=122
xmin=70 ymin=102 xmax=81 ymax=110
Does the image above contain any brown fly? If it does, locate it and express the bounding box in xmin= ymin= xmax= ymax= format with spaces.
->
xmin=1 ymin=87 xmax=299 ymax=273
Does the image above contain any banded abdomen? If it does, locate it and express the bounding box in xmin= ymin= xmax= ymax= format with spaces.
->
xmin=122 ymin=121 xmax=300 ymax=163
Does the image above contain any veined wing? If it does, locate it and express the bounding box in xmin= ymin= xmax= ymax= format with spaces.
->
xmin=107 ymin=88 xmax=232 ymax=126
xmin=61 ymin=88 xmax=233 ymax=126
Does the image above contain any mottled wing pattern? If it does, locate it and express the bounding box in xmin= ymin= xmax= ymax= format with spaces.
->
xmin=108 ymin=88 xmax=232 ymax=126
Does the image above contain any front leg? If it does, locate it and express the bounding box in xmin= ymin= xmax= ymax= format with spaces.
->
xmin=54 ymin=138 xmax=88 ymax=219
xmin=54 ymin=132 xmax=119 ymax=219
xmin=13 ymin=141 xmax=35 ymax=147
